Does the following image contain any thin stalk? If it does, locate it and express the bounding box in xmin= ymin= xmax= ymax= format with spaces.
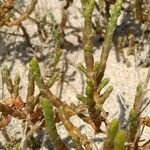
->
xmin=97 ymin=0 xmax=123 ymax=84
xmin=58 ymin=106 xmax=92 ymax=150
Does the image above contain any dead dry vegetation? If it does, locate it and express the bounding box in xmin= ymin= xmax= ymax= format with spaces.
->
xmin=0 ymin=0 xmax=150 ymax=149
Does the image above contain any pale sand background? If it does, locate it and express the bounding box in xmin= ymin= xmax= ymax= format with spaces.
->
xmin=0 ymin=0 xmax=149 ymax=149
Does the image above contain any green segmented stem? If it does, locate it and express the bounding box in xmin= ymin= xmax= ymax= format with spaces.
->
xmin=13 ymin=74 xmax=20 ymax=98
xmin=103 ymin=119 xmax=120 ymax=150
xmin=133 ymin=82 xmax=143 ymax=113
xmin=78 ymin=63 xmax=88 ymax=77
xmin=97 ymin=0 xmax=123 ymax=84
xmin=26 ymin=68 xmax=35 ymax=113
xmin=81 ymin=0 xmax=95 ymax=73
xmin=97 ymin=77 xmax=110 ymax=93
xmin=29 ymin=57 xmax=45 ymax=90
xmin=76 ymin=94 xmax=88 ymax=105
xmin=93 ymin=61 xmax=100 ymax=74
xmin=86 ymin=79 xmax=94 ymax=98
xmin=41 ymin=96 xmax=67 ymax=150
xmin=114 ymin=130 xmax=126 ymax=150
xmin=29 ymin=57 xmax=61 ymax=107
xmin=98 ymin=86 xmax=113 ymax=105
xmin=1 ymin=66 xmax=13 ymax=95
xmin=46 ymin=71 xmax=60 ymax=88
xmin=53 ymin=49 xmax=62 ymax=66
xmin=128 ymin=109 xmax=139 ymax=142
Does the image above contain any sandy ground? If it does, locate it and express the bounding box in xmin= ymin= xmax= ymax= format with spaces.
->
xmin=0 ymin=0 xmax=150 ymax=149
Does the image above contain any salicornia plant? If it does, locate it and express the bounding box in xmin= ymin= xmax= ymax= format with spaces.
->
xmin=0 ymin=0 xmax=150 ymax=149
